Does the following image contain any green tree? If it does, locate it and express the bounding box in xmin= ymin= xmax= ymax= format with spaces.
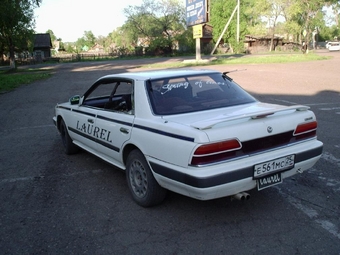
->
xmin=261 ymin=0 xmax=287 ymax=51
xmin=83 ymin=30 xmax=96 ymax=48
xmin=46 ymin=29 xmax=60 ymax=55
xmin=319 ymin=24 xmax=340 ymax=41
xmin=209 ymin=0 xmax=252 ymax=53
xmin=75 ymin=30 xmax=96 ymax=52
xmin=108 ymin=26 xmax=136 ymax=50
xmin=46 ymin=29 xmax=57 ymax=42
xmin=123 ymin=0 xmax=186 ymax=55
xmin=0 ymin=0 xmax=41 ymax=68
xmin=284 ymin=0 xmax=333 ymax=45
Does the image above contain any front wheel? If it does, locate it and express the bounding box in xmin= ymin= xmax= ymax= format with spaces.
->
xmin=60 ymin=119 xmax=79 ymax=155
xmin=126 ymin=149 xmax=166 ymax=207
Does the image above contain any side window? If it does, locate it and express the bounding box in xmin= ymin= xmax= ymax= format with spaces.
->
xmin=86 ymin=82 xmax=115 ymax=100
xmin=83 ymin=80 xmax=133 ymax=114
xmin=107 ymin=82 xmax=134 ymax=114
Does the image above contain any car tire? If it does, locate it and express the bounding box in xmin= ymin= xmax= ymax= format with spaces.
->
xmin=126 ymin=149 xmax=167 ymax=207
xmin=60 ymin=119 xmax=79 ymax=155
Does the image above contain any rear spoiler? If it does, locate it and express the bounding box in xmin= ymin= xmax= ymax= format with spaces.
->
xmin=191 ymin=105 xmax=310 ymax=130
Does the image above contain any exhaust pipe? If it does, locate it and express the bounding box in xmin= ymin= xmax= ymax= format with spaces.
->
xmin=232 ymin=192 xmax=250 ymax=201
xmin=241 ymin=192 xmax=250 ymax=200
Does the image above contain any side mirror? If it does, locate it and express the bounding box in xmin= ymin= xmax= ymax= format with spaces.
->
xmin=69 ymin=95 xmax=80 ymax=105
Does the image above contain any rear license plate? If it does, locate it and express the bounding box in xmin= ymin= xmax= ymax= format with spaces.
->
xmin=257 ymin=172 xmax=282 ymax=190
xmin=254 ymin=155 xmax=295 ymax=178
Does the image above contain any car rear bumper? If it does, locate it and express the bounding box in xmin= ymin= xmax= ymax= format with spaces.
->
xmin=149 ymin=140 xmax=323 ymax=200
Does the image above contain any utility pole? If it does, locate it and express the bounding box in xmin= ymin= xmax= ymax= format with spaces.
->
xmin=237 ymin=0 xmax=240 ymax=42
xmin=210 ymin=4 xmax=238 ymax=55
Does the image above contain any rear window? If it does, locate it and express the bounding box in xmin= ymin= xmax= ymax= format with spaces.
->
xmin=147 ymin=73 xmax=256 ymax=115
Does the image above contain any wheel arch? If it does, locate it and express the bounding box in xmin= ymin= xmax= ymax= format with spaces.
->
xmin=56 ymin=115 xmax=64 ymax=132
xmin=122 ymin=143 xmax=140 ymax=167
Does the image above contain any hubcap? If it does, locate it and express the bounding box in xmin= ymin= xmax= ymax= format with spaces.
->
xmin=129 ymin=160 xmax=147 ymax=198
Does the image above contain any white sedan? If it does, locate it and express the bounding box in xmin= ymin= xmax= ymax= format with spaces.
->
xmin=328 ymin=42 xmax=340 ymax=51
xmin=53 ymin=69 xmax=323 ymax=207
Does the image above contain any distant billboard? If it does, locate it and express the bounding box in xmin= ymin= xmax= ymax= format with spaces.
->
xmin=186 ymin=0 xmax=208 ymax=27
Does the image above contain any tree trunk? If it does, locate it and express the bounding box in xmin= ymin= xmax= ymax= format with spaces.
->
xmin=0 ymin=48 xmax=4 ymax=65
xmin=9 ymin=40 xmax=16 ymax=69
xmin=270 ymin=36 xmax=274 ymax=52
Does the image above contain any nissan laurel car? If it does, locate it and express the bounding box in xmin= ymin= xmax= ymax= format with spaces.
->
xmin=53 ymin=69 xmax=323 ymax=207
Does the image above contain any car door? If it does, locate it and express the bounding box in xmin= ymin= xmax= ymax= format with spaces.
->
xmin=69 ymin=77 xmax=118 ymax=154
xmin=94 ymin=80 xmax=135 ymax=167
xmin=65 ymin=105 xmax=99 ymax=152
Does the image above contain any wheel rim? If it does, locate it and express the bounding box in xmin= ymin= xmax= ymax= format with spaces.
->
xmin=129 ymin=159 xmax=148 ymax=198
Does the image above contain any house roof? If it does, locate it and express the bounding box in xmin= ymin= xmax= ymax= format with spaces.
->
xmin=245 ymin=35 xmax=284 ymax=42
xmin=33 ymin=33 xmax=52 ymax=49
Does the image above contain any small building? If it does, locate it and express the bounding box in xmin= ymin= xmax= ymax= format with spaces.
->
xmin=244 ymin=35 xmax=284 ymax=53
xmin=33 ymin=33 xmax=52 ymax=61
xmin=88 ymin=43 xmax=105 ymax=53
xmin=200 ymin=24 xmax=213 ymax=44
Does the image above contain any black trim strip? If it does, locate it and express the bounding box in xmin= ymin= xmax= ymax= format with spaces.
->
xmin=72 ymin=109 xmax=96 ymax=117
xmin=57 ymin=106 xmax=71 ymax=111
xmin=295 ymin=145 xmax=323 ymax=162
xmin=134 ymin=124 xmax=195 ymax=142
xmin=150 ymin=145 xmax=323 ymax=188
xmin=97 ymin=115 xmax=133 ymax=127
xmin=151 ymin=162 xmax=252 ymax=188
xmin=96 ymin=139 xmax=120 ymax=152
xmin=69 ymin=127 xmax=97 ymax=143
xmin=69 ymin=127 xmax=120 ymax=152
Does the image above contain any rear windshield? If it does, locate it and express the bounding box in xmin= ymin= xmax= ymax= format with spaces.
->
xmin=147 ymin=73 xmax=256 ymax=115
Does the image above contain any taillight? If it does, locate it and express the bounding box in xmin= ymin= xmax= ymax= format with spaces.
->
xmin=294 ymin=121 xmax=317 ymax=136
xmin=293 ymin=121 xmax=317 ymax=141
xmin=191 ymin=139 xmax=242 ymax=166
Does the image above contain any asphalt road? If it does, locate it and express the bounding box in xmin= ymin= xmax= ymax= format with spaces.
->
xmin=0 ymin=51 xmax=339 ymax=254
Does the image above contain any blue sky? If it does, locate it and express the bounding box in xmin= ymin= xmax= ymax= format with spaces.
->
xmin=34 ymin=0 xmax=187 ymax=42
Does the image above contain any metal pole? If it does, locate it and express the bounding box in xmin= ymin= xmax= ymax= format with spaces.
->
xmin=237 ymin=0 xmax=240 ymax=43
xmin=196 ymin=38 xmax=201 ymax=61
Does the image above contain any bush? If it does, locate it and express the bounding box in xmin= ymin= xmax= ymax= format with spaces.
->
xmin=229 ymin=41 xmax=245 ymax=54
xmin=202 ymin=42 xmax=215 ymax=55
xmin=148 ymin=38 xmax=173 ymax=56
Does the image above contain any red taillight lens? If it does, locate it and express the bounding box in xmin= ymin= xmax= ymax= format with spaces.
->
xmin=191 ymin=139 xmax=242 ymax=166
xmin=294 ymin=121 xmax=317 ymax=136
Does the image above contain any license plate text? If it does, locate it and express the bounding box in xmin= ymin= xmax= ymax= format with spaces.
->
xmin=254 ymin=155 xmax=295 ymax=178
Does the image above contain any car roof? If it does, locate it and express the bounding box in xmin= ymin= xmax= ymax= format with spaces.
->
xmin=99 ymin=69 xmax=222 ymax=82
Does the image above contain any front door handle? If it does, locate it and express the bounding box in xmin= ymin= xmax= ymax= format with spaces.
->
xmin=120 ymin=127 xmax=129 ymax=134
xmin=88 ymin=119 xmax=94 ymax=123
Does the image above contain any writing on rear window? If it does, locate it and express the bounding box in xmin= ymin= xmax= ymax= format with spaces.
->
xmin=195 ymin=80 xmax=226 ymax=88
xmin=161 ymin=82 xmax=189 ymax=94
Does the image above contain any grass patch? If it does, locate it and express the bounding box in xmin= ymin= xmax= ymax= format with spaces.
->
xmin=0 ymin=68 xmax=51 ymax=93
xmin=141 ymin=53 xmax=330 ymax=69
xmin=215 ymin=53 xmax=329 ymax=64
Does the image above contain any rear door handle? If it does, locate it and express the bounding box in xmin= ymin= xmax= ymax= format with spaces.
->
xmin=120 ymin=127 xmax=129 ymax=134
xmin=88 ymin=119 xmax=94 ymax=123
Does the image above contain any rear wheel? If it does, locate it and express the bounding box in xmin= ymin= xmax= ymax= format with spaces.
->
xmin=126 ymin=149 xmax=166 ymax=207
xmin=60 ymin=119 xmax=79 ymax=155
